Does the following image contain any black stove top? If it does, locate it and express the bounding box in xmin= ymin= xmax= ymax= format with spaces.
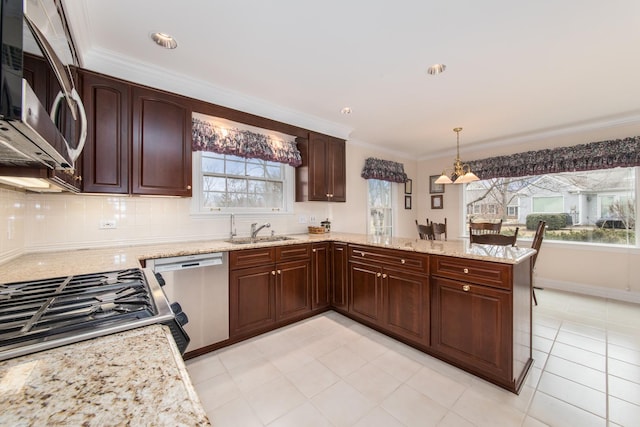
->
xmin=0 ymin=268 xmax=174 ymax=361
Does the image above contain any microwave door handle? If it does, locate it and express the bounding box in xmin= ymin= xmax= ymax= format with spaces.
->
xmin=50 ymin=88 xmax=88 ymax=165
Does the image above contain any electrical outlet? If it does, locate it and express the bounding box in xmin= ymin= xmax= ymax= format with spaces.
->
xmin=298 ymin=215 xmax=307 ymax=224
xmin=309 ymin=215 xmax=317 ymax=223
xmin=99 ymin=220 xmax=117 ymax=229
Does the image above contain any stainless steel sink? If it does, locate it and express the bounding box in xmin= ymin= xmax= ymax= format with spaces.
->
xmin=224 ymin=236 xmax=295 ymax=245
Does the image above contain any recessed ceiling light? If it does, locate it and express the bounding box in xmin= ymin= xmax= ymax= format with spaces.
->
xmin=340 ymin=107 xmax=352 ymax=115
xmin=426 ymin=64 xmax=446 ymax=75
xmin=151 ymin=32 xmax=178 ymax=49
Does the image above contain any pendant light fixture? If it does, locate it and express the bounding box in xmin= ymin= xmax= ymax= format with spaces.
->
xmin=434 ymin=127 xmax=480 ymax=184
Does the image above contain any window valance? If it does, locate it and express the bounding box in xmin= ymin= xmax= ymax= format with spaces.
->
xmin=361 ymin=157 xmax=408 ymax=183
xmin=466 ymin=136 xmax=640 ymax=180
xmin=192 ymin=116 xmax=302 ymax=167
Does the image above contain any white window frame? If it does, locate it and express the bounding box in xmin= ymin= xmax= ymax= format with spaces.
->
xmin=190 ymin=151 xmax=294 ymax=216
xmin=367 ymin=179 xmax=393 ymax=237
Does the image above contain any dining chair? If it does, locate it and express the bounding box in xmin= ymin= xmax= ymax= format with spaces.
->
xmin=427 ymin=218 xmax=447 ymax=241
xmin=469 ymin=219 xmax=503 ymax=236
xmin=415 ymin=220 xmax=434 ymax=240
xmin=530 ymin=221 xmax=546 ymax=306
xmin=469 ymin=227 xmax=519 ymax=246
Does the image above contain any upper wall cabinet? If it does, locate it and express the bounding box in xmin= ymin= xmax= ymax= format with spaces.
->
xmin=131 ymin=87 xmax=192 ymax=196
xmin=296 ymin=132 xmax=346 ymax=202
xmin=81 ymin=71 xmax=130 ymax=194
xmin=79 ymin=70 xmax=192 ymax=196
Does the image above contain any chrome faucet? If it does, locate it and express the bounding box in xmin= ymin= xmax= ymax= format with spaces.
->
xmin=250 ymin=222 xmax=271 ymax=239
xmin=229 ymin=213 xmax=237 ymax=239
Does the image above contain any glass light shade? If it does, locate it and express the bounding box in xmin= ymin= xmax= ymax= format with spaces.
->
xmin=434 ymin=174 xmax=453 ymax=184
xmin=454 ymin=172 xmax=480 ymax=184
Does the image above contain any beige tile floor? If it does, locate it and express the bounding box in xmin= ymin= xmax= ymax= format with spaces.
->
xmin=186 ymin=289 xmax=640 ymax=426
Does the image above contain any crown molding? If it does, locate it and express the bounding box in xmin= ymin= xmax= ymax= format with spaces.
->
xmin=420 ymin=112 xmax=640 ymax=161
xmin=347 ymin=138 xmax=415 ymax=160
xmin=81 ymin=48 xmax=353 ymax=140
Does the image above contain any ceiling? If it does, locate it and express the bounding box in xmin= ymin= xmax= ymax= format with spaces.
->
xmin=61 ymin=0 xmax=640 ymax=159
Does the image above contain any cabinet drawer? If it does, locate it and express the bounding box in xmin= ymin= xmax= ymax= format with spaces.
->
xmin=276 ymin=244 xmax=311 ymax=261
xmin=230 ymin=248 xmax=276 ymax=269
xmin=349 ymin=245 xmax=428 ymax=274
xmin=430 ymin=255 xmax=512 ymax=290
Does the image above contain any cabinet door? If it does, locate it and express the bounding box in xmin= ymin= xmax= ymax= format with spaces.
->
xmin=295 ymin=132 xmax=346 ymax=202
xmin=326 ymin=137 xmax=346 ymax=202
xmin=308 ymin=132 xmax=329 ymax=201
xmin=311 ymin=243 xmax=330 ymax=310
xmin=229 ymin=265 xmax=276 ymax=337
xmin=276 ymin=259 xmax=311 ymax=322
xmin=81 ymin=71 xmax=130 ymax=193
xmin=383 ymin=267 xmax=429 ymax=347
xmin=349 ymin=261 xmax=383 ymax=325
xmin=131 ymin=87 xmax=192 ymax=196
xmin=431 ymin=277 xmax=511 ymax=381
xmin=331 ymin=242 xmax=349 ymax=311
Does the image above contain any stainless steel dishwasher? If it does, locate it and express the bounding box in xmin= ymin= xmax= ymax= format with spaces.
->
xmin=148 ymin=252 xmax=229 ymax=353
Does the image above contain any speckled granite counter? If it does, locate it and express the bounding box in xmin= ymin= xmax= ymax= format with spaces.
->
xmin=0 ymin=325 xmax=210 ymax=426
xmin=0 ymin=232 xmax=535 ymax=284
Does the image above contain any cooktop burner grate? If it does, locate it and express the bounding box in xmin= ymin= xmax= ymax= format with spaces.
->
xmin=0 ymin=268 xmax=156 ymax=346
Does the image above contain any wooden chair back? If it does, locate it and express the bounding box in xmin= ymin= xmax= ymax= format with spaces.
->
xmin=530 ymin=221 xmax=546 ymax=269
xmin=415 ymin=220 xmax=434 ymax=240
xmin=469 ymin=219 xmax=503 ymax=236
xmin=427 ymin=218 xmax=447 ymax=241
xmin=470 ymin=227 xmax=519 ymax=246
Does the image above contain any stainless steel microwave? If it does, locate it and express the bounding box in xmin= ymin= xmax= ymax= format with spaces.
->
xmin=0 ymin=0 xmax=86 ymax=172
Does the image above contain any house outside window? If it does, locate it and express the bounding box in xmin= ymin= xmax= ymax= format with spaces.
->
xmin=464 ymin=167 xmax=637 ymax=245
xmin=192 ymin=151 xmax=293 ymax=213
xmin=368 ymin=179 xmax=393 ymax=237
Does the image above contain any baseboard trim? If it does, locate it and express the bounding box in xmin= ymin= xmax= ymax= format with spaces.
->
xmin=536 ymin=277 xmax=640 ymax=304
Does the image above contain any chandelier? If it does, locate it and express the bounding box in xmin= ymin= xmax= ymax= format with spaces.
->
xmin=434 ymin=127 xmax=479 ymax=184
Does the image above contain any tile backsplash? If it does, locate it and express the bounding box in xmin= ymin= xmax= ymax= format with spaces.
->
xmin=0 ymin=188 xmax=325 ymax=261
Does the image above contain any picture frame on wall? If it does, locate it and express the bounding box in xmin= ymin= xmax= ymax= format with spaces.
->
xmin=431 ymin=194 xmax=443 ymax=209
xmin=429 ymin=175 xmax=445 ymax=194
xmin=404 ymin=179 xmax=412 ymax=194
xmin=405 ymin=195 xmax=412 ymax=209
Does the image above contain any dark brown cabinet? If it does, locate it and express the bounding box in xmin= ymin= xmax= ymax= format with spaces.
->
xmin=81 ymin=71 xmax=130 ymax=193
xmin=296 ymin=132 xmax=346 ymax=202
xmin=331 ymin=242 xmax=349 ymax=312
xmin=431 ymin=276 xmax=510 ymax=380
xmin=131 ymin=86 xmax=192 ymax=196
xmin=349 ymin=261 xmax=383 ymax=324
xmin=229 ymin=263 xmax=276 ymax=337
xmin=347 ymin=245 xmax=430 ymax=347
xmin=76 ymin=70 xmax=192 ymax=196
xmin=430 ymin=255 xmax=531 ymax=392
xmin=229 ymin=244 xmax=311 ymax=339
xmin=311 ymin=242 xmax=331 ymax=310
xmin=382 ymin=266 xmax=430 ymax=346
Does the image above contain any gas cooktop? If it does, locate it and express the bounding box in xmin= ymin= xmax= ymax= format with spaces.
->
xmin=0 ymin=268 xmax=176 ymax=361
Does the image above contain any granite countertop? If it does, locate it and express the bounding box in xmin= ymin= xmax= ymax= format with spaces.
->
xmin=0 ymin=232 xmax=536 ymax=285
xmin=0 ymin=325 xmax=210 ymax=427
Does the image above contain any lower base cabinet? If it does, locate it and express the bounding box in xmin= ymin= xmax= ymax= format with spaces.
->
xmin=229 ymin=245 xmax=311 ymax=339
xmin=229 ymin=265 xmax=276 ymax=336
xmin=330 ymin=242 xmax=349 ymax=312
xmin=431 ymin=276 xmax=511 ymax=381
xmin=382 ymin=267 xmax=430 ymax=347
xmin=226 ymin=242 xmax=531 ymax=393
